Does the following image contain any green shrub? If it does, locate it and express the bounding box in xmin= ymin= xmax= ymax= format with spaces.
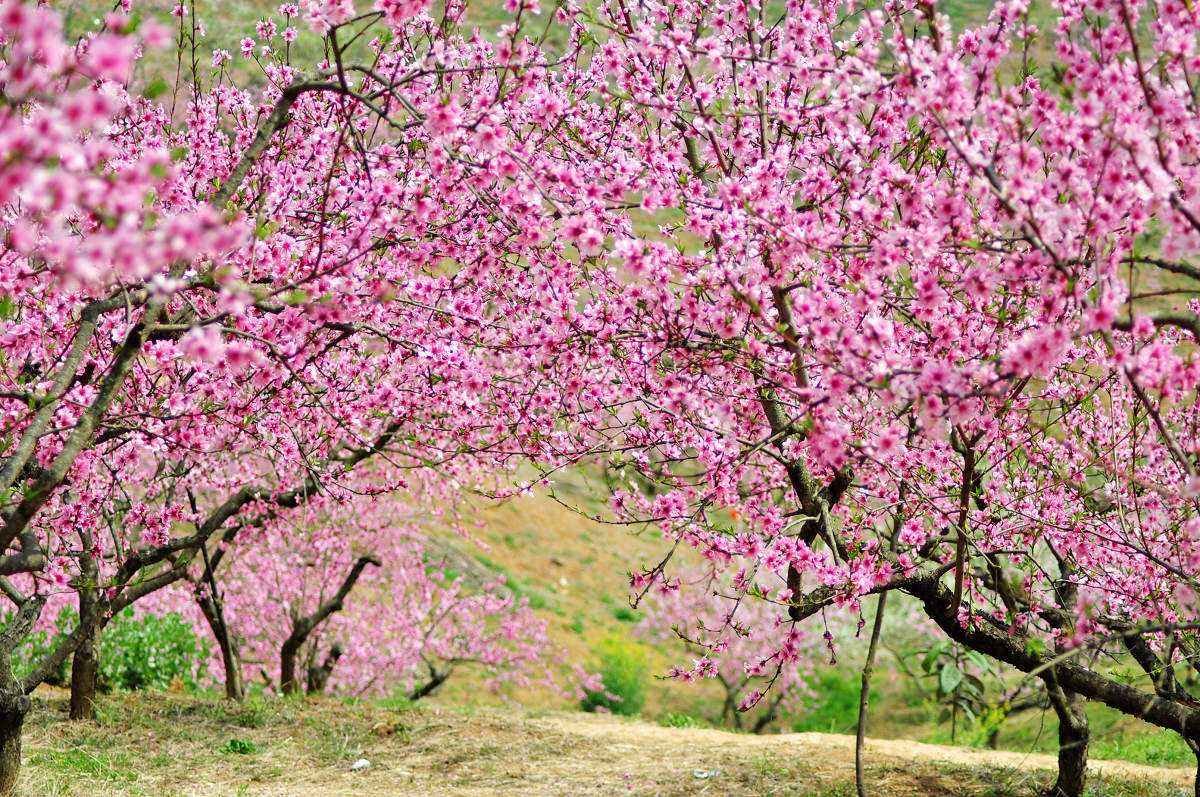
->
xmin=659 ymin=712 xmax=702 ymax=728
xmin=11 ymin=607 xmax=207 ymax=692
xmin=98 ymin=608 xmax=208 ymax=691
xmin=580 ymin=637 xmax=647 ymax=716
xmin=12 ymin=610 xmax=75 ymax=687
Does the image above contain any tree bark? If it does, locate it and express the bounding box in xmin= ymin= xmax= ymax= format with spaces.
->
xmin=0 ymin=695 xmax=28 ymax=797
xmin=198 ymin=590 xmax=243 ymax=701
xmin=907 ymin=578 xmax=1200 ymax=738
xmin=69 ymin=551 xmax=101 ymax=721
xmin=68 ymin=624 xmax=99 ymax=721
xmin=1046 ymin=686 xmax=1089 ymax=797
xmin=855 ymin=591 xmax=888 ymax=797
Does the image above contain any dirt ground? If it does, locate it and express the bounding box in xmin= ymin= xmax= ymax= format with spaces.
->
xmin=18 ymin=692 xmax=1192 ymax=797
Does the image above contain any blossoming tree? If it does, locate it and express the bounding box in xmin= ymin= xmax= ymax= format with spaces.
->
xmin=154 ymin=495 xmax=552 ymax=701
xmin=0 ymin=0 xmax=586 ymax=789
xmin=636 ymin=568 xmax=821 ymax=732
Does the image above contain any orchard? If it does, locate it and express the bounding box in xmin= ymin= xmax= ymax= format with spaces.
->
xmin=1 ymin=0 xmax=1199 ymax=795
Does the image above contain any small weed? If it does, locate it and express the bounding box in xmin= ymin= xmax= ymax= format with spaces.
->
xmin=659 ymin=712 xmax=701 ymax=728
xmin=580 ymin=637 xmax=648 ymax=717
xmin=611 ymin=605 xmax=643 ymax=623
xmin=220 ymin=738 xmax=258 ymax=755
xmin=375 ymin=693 xmax=417 ymax=713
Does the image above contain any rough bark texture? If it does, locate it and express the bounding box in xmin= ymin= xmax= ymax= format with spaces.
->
xmin=1045 ymin=685 xmax=1089 ymax=797
xmin=0 ymin=701 xmax=26 ymax=797
xmin=69 ymin=553 xmax=101 ymax=721
xmin=68 ymin=630 xmax=99 ymax=721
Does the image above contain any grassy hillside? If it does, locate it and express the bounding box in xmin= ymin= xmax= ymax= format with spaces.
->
xmin=16 ymin=690 xmax=1190 ymax=797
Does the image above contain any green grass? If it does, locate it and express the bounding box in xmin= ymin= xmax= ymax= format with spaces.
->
xmin=976 ymin=701 xmax=1196 ymax=768
xmin=28 ymin=747 xmax=139 ymax=785
xmin=791 ymin=670 xmax=863 ymax=734
xmin=1091 ymin=732 xmax=1194 ymax=768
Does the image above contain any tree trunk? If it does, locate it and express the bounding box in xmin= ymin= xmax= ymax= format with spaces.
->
xmin=279 ymin=554 xmax=380 ymax=696
xmin=197 ymin=590 xmax=243 ymax=701
xmin=306 ymin=644 xmax=342 ymax=695
xmin=751 ymin=693 xmax=783 ymax=734
xmin=855 ymin=591 xmax=888 ymax=797
xmin=0 ymin=694 xmax=30 ymax=797
xmin=280 ymin=638 xmax=302 ymax=696
xmin=69 ymin=552 xmax=101 ymax=721
xmin=68 ymin=630 xmax=99 ymax=721
xmin=408 ymin=665 xmax=450 ymax=701
xmin=1185 ymin=738 xmax=1200 ymax=797
xmin=1047 ymin=688 xmax=1089 ymax=797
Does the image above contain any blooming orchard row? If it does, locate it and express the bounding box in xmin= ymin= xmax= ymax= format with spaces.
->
xmin=3 ymin=0 xmax=1200 ymax=795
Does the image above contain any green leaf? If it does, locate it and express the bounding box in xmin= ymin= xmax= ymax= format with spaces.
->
xmin=965 ymin=651 xmax=990 ymax=672
xmin=921 ymin=641 xmax=948 ymax=672
xmin=143 ymin=77 xmax=170 ymax=100
xmin=939 ymin=663 xmax=963 ymax=695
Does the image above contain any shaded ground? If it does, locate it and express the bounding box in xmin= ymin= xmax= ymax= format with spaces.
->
xmin=17 ymin=690 xmax=1191 ymax=796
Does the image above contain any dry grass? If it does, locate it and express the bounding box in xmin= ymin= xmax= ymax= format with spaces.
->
xmin=15 ymin=689 xmax=1188 ymax=797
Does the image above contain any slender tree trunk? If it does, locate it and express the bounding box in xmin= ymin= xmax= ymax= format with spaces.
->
xmin=69 ymin=551 xmax=101 ymax=721
xmin=718 ymin=676 xmax=742 ymax=730
xmin=0 ymin=693 xmax=30 ymax=797
xmin=1047 ymin=687 xmax=1089 ymax=797
xmin=197 ymin=591 xmax=243 ymax=701
xmin=279 ymin=555 xmax=380 ymax=696
xmin=195 ymin=542 xmax=243 ymax=701
xmin=1046 ymin=557 xmax=1088 ymax=797
xmin=855 ymin=591 xmax=888 ymax=797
